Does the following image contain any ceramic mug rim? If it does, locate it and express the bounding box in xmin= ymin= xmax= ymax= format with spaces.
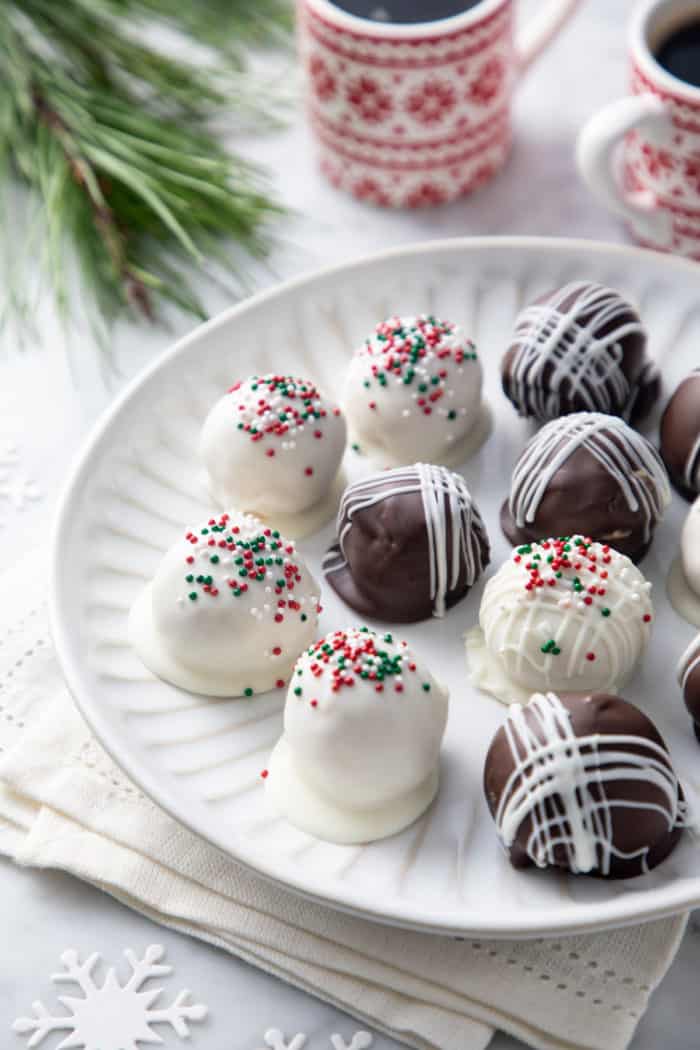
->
xmin=302 ymin=0 xmax=510 ymax=40
xmin=633 ymin=0 xmax=700 ymax=101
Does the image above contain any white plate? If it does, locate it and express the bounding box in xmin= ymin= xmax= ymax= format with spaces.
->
xmin=51 ymin=237 xmax=700 ymax=939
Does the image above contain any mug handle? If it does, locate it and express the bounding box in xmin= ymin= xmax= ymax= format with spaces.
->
xmin=576 ymin=95 xmax=675 ymax=247
xmin=517 ymin=0 xmax=583 ymax=73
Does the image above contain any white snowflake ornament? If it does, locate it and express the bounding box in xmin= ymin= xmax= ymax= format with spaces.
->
xmin=259 ymin=1032 xmax=307 ymax=1050
xmin=12 ymin=945 xmax=208 ymax=1050
xmin=331 ymin=1035 xmax=373 ymax=1050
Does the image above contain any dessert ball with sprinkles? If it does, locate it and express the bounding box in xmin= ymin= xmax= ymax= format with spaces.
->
xmin=500 ymin=412 xmax=670 ymax=563
xmin=129 ymin=512 xmax=321 ymax=698
xmin=659 ymin=369 xmax=700 ymax=500
xmin=501 ymin=282 xmax=659 ymax=424
xmin=264 ymin=627 xmax=449 ymax=844
xmin=678 ymin=634 xmax=700 ymax=744
xmin=466 ymin=536 xmax=654 ymax=705
xmin=199 ymin=374 xmax=346 ymax=538
xmin=483 ymin=691 xmax=686 ymax=879
xmin=343 ymin=315 xmax=490 ymax=468
xmin=323 ymin=463 xmax=490 ymax=623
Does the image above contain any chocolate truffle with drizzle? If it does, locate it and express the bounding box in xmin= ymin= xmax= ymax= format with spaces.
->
xmin=484 ymin=691 xmax=686 ymax=878
xmin=500 ymin=412 xmax=671 ymax=563
xmin=324 ymin=463 xmax=490 ymax=623
xmin=659 ymin=369 xmax=700 ymax=500
xmin=501 ymin=282 xmax=659 ymax=423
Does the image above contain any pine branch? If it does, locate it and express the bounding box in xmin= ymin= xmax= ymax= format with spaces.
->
xmin=0 ymin=0 xmax=290 ymax=338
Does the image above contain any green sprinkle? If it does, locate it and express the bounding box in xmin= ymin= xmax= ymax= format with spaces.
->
xmin=422 ymin=683 xmax=431 ymax=692
xmin=244 ymin=687 xmax=254 ymax=698
xmin=188 ymin=592 xmax=197 ymax=601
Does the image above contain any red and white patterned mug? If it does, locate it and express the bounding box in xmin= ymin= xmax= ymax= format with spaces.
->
xmin=578 ymin=0 xmax=700 ymax=258
xmin=298 ymin=0 xmax=581 ymax=207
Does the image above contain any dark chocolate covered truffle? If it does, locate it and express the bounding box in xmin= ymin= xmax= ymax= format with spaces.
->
xmin=659 ymin=369 xmax=700 ymax=500
xmin=483 ymin=691 xmax=686 ymax=879
xmin=501 ymin=282 xmax=659 ymax=423
xmin=323 ymin=463 xmax=489 ymax=623
xmin=500 ymin=412 xmax=670 ymax=562
xmin=678 ymin=634 xmax=700 ymax=744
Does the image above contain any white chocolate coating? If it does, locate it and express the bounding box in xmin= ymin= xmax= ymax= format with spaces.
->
xmin=129 ymin=512 xmax=320 ymax=697
xmin=265 ymin=627 xmax=449 ymax=844
xmin=343 ymin=315 xmax=488 ymax=468
xmin=667 ymin=495 xmax=700 ymax=627
xmin=467 ymin=537 xmax=653 ymax=705
xmin=200 ymin=375 xmax=347 ymax=538
xmin=493 ymin=692 xmax=684 ymax=876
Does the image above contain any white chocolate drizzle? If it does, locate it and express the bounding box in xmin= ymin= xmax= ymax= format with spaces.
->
xmin=507 ymin=282 xmax=651 ymax=418
xmin=508 ymin=411 xmax=670 ymax=538
xmin=495 ymin=692 xmax=685 ymax=876
xmin=323 ymin=464 xmax=488 ymax=617
xmin=678 ymin=633 xmax=700 ymax=692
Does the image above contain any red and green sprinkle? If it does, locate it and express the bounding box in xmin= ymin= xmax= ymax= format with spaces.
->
xmin=513 ymin=536 xmax=653 ymax=664
xmin=293 ymin=627 xmax=431 ymax=702
xmin=181 ymin=514 xmax=313 ymax=630
xmin=227 ymin=374 xmax=341 ymax=479
xmin=357 ymin=315 xmax=478 ymax=419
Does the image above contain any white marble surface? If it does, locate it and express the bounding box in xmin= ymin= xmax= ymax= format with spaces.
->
xmin=2 ymin=1 xmax=699 ymax=1047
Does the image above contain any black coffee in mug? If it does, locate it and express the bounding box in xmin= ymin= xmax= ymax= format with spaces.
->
xmin=328 ymin=0 xmax=481 ymax=24
xmin=656 ymin=19 xmax=700 ymax=88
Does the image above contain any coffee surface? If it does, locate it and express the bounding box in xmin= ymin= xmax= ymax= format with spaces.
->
xmin=656 ymin=19 xmax=700 ymax=88
xmin=327 ymin=0 xmax=480 ymax=24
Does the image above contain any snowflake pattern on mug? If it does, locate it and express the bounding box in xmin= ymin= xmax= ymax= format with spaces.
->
xmin=346 ymin=75 xmax=393 ymax=124
xmin=405 ymin=78 xmax=458 ymax=125
xmin=12 ymin=945 xmax=207 ymax=1050
xmin=468 ymin=56 xmax=506 ymax=106
xmin=310 ymin=55 xmax=337 ymax=102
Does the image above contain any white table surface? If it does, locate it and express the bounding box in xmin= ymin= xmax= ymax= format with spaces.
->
xmin=3 ymin=1 xmax=699 ymax=1046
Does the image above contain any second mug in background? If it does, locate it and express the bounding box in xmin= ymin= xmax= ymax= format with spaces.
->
xmin=297 ymin=0 xmax=581 ymax=207
xmin=578 ymin=0 xmax=700 ymax=258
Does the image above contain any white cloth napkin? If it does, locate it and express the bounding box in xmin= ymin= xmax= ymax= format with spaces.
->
xmin=0 ymin=555 xmax=688 ymax=1050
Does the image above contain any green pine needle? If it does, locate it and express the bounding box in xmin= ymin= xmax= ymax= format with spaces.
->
xmin=0 ymin=0 xmax=291 ymax=338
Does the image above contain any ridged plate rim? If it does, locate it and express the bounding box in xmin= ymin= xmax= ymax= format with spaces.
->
xmin=50 ymin=235 xmax=700 ymax=939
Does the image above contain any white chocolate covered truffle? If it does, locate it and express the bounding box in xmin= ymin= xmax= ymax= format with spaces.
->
xmin=200 ymin=374 xmax=347 ymax=538
xmin=466 ymin=536 xmax=653 ymax=705
xmin=667 ymin=494 xmax=700 ymax=627
xmin=264 ymin=627 xmax=449 ymax=843
xmin=129 ymin=512 xmax=321 ymax=697
xmin=343 ymin=315 xmax=490 ymax=468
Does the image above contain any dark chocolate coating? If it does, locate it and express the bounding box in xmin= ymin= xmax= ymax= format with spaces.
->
xmin=501 ymin=283 xmax=658 ymax=424
xmin=483 ymin=693 xmax=685 ymax=880
xmin=501 ymin=422 xmax=667 ymax=563
xmin=659 ymin=371 xmax=700 ymax=500
xmin=325 ymin=470 xmax=489 ymax=623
